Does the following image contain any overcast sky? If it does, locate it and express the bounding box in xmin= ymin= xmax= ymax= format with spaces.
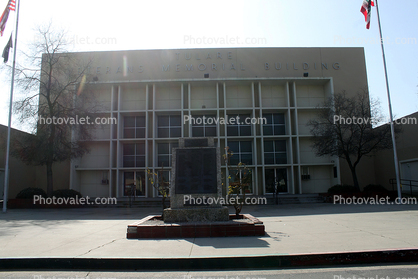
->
xmin=0 ymin=0 xmax=417 ymax=131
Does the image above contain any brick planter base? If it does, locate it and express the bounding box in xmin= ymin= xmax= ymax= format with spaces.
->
xmin=127 ymin=214 xmax=265 ymax=239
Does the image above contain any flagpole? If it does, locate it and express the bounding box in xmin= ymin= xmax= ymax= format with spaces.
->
xmin=374 ymin=0 xmax=402 ymax=199
xmin=2 ymin=0 xmax=20 ymax=213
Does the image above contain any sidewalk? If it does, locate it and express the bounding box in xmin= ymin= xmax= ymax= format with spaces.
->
xmin=0 ymin=203 xmax=417 ymax=268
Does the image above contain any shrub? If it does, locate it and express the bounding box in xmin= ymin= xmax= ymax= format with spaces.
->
xmin=363 ymin=184 xmax=388 ymax=193
xmin=52 ymin=189 xmax=82 ymax=198
xmin=16 ymin=187 xmax=47 ymax=199
xmin=327 ymin=184 xmax=358 ymax=194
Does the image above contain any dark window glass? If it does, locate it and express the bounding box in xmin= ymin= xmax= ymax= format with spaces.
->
xmin=192 ymin=114 xmax=217 ymax=137
xmin=136 ymin=143 xmax=145 ymax=155
xmin=158 ymin=115 xmax=181 ymax=138
xmin=264 ymin=153 xmax=274 ymax=165
xmin=240 ymin=141 xmax=252 ymax=153
xmin=265 ymin=114 xmax=273 ymax=124
xmin=170 ymin=115 xmax=181 ymax=126
xmin=274 ymin=125 xmax=285 ymax=135
xmin=227 ymin=141 xmax=252 ymax=165
xmin=170 ymin=127 xmax=181 ymax=137
xmin=124 ymin=129 xmax=135 ymax=138
xmin=240 ymin=125 xmax=251 ymax=136
xmin=159 ymin=116 xmax=170 ymax=126
xmin=263 ymin=113 xmax=285 ymax=136
xmin=227 ymin=114 xmax=251 ymax=136
xmin=124 ymin=116 xmax=146 ymax=138
xmin=193 ymin=127 xmax=204 ymax=137
xmin=158 ymin=155 xmax=170 ymax=167
xmin=124 ymin=117 xmax=135 ymax=127
xmin=275 ymin=140 xmax=286 ymax=152
xmin=230 ymin=157 xmax=239 ymax=166
xmin=158 ymin=128 xmax=169 ymax=138
xmin=123 ymin=156 xmax=135 ymax=167
xmin=136 ymin=116 xmax=145 ymax=126
xmin=263 ymin=126 xmax=273 ymax=135
xmin=136 ymin=128 xmax=145 ymax=138
xmin=136 ymin=156 xmax=145 ymax=167
xmin=273 ymin=114 xmax=285 ymax=124
xmin=158 ymin=143 xmax=169 ymax=154
xmin=241 ymin=154 xmax=252 ymax=165
xmin=264 ymin=141 xmax=273 ymax=152
xmin=227 ymin=126 xmax=239 ymax=136
xmin=123 ymin=144 xmax=135 ymax=155
xmin=275 ymin=153 xmax=287 ymax=164
xmin=265 ymin=169 xmax=275 ymax=193
xmin=228 ymin=141 xmax=239 ymax=153
xmin=205 ymin=127 xmax=216 ymax=136
xmin=264 ymin=140 xmax=287 ymax=165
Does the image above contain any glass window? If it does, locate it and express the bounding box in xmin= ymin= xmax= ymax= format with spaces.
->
xmin=124 ymin=117 xmax=135 ymax=127
xmin=123 ymin=143 xmax=146 ymax=168
xmin=124 ymin=116 xmax=146 ymax=138
xmin=157 ymin=142 xmax=178 ymax=167
xmin=263 ymin=113 xmax=285 ymax=136
xmin=158 ymin=115 xmax=181 ymax=138
xmin=227 ymin=141 xmax=253 ymax=165
xmin=227 ymin=114 xmax=252 ymax=136
xmin=264 ymin=140 xmax=287 ymax=165
xmin=192 ymin=114 xmax=217 ymax=137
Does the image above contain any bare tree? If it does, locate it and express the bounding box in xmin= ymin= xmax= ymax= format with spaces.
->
xmin=223 ymin=146 xmax=252 ymax=217
xmin=11 ymin=23 xmax=99 ymax=196
xmin=308 ymin=90 xmax=401 ymax=190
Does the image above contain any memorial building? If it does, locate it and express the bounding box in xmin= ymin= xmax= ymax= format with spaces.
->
xmin=68 ymin=47 xmax=372 ymax=198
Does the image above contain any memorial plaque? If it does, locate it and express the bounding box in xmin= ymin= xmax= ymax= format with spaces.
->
xmin=184 ymin=138 xmax=209 ymax=148
xmin=175 ymin=148 xmax=217 ymax=194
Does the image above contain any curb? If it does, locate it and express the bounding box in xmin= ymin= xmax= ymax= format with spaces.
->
xmin=0 ymin=248 xmax=417 ymax=270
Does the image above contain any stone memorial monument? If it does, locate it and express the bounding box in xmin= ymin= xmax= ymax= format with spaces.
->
xmin=163 ymin=137 xmax=229 ymax=223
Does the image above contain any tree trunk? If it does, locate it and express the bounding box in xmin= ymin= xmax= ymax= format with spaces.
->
xmin=46 ymin=161 xmax=53 ymax=197
xmin=350 ymin=166 xmax=360 ymax=191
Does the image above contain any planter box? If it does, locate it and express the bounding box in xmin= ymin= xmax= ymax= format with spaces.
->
xmin=127 ymin=214 xmax=265 ymax=239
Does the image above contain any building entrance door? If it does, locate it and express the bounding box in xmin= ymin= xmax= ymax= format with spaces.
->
xmin=123 ymin=171 xmax=146 ymax=197
xmin=265 ymin=168 xmax=288 ymax=194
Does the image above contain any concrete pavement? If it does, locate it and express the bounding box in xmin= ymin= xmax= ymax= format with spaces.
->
xmin=0 ymin=203 xmax=418 ymax=269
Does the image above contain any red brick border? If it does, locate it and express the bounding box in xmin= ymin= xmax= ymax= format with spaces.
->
xmin=127 ymin=214 xmax=265 ymax=239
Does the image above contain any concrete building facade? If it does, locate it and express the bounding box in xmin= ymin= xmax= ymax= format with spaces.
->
xmin=66 ymin=47 xmax=371 ymax=198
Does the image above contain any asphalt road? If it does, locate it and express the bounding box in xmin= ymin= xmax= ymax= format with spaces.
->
xmin=0 ymin=264 xmax=417 ymax=279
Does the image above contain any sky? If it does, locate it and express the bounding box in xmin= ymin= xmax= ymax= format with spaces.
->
xmin=0 ymin=0 xmax=417 ymax=131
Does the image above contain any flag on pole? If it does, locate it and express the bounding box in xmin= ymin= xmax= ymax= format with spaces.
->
xmin=0 ymin=0 xmax=16 ymax=36
xmin=2 ymin=33 xmax=12 ymax=62
xmin=361 ymin=0 xmax=374 ymax=29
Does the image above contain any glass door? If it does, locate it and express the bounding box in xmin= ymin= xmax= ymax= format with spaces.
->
xmin=124 ymin=171 xmax=146 ymax=197
xmin=265 ymin=168 xmax=288 ymax=194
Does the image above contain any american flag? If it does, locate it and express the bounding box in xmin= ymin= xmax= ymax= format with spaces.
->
xmin=8 ymin=0 xmax=15 ymax=11
xmin=0 ymin=0 xmax=16 ymax=36
xmin=360 ymin=0 xmax=374 ymax=29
